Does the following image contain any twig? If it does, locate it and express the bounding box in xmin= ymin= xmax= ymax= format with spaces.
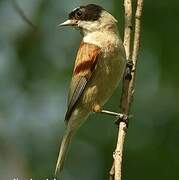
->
xmin=110 ymin=0 xmax=144 ymax=180
xmin=11 ymin=0 xmax=37 ymax=31
xmin=113 ymin=1 xmax=132 ymax=179
xmin=123 ymin=0 xmax=133 ymax=60
xmin=132 ymin=0 xmax=144 ymax=69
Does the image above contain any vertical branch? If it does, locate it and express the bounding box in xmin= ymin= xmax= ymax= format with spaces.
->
xmin=110 ymin=0 xmax=144 ymax=180
xmin=131 ymin=0 xmax=144 ymax=73
xmin=123 ymin=0 xmax=132 ymax=60
xmin=113 ymin=1 xmax=132 ymax=180
xmin=120 ymin=0 xmax=132 ymax=115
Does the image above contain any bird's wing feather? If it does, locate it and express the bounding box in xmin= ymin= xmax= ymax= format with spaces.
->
xmin=65 ymin=42 xmax=101 ymax=122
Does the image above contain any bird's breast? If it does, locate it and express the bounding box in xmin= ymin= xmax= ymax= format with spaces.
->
xmin=81 ymin=31 xmax=126 ymax=110
xmin=82 ymin=51 xmax=126 ymax=110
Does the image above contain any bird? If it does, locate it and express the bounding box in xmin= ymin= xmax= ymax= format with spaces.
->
xmin=55 ymin=4 xmax=126 ymax=175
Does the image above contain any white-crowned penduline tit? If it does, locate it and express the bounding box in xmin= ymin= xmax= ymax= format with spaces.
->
xmin=55 ymin=4 xmax=126 ymax=175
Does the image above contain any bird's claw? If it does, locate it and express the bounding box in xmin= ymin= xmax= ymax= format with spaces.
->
xmin=115 ymin=114 xmax=131 ymax=128
xmin=125 ymin=59 xmax=133 ymax=80
xmin=127 ymin=59 xmax=133 ymax=70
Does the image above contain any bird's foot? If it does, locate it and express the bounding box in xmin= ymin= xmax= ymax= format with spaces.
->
xmin=125 ymin=59 xmax=133 ymax=80
xmin=115 ymin=113 xmax=130 ymax=128
xmin=127 ymin=59 xmax=133 ymax=70
xmin=93 ymin=107 xmax=131 ymax=128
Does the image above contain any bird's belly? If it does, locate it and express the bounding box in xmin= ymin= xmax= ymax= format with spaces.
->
xmin=81 ymin=55 xmax=126 ymax=110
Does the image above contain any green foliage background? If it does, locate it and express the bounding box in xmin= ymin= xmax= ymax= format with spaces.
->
xmin=0 ymin=0 xmax=178 ymax=179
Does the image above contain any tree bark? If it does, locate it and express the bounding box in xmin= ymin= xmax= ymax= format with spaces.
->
xmin=109 ymin=0 xmax=144 ymax=180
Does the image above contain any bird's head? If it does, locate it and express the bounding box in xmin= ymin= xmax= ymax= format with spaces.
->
xmin=59 ymin=4 xmax=118 ymax=35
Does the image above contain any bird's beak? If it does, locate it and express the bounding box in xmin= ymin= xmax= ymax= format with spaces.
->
xmin=58 ymin=19 xmax=78 ymax=27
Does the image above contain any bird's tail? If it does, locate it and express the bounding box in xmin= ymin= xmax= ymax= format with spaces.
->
xmin=55 ymin=128 xmax=74 ymax=176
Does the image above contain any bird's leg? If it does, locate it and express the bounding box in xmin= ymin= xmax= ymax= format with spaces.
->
xmin=92 ymin=105 xmax=129 ymax=127
xmin=100 ymin=110 xmax=129 ymax=127
xmin=100 ymin=110 xmax=125 ymax=119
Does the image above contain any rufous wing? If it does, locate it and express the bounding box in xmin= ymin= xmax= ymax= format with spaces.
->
xmin=65 ymin=42 xmax=101 ymax=123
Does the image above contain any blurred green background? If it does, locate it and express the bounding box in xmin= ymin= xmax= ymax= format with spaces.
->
xmin=0 ymin=0 xmax=179 ymax=179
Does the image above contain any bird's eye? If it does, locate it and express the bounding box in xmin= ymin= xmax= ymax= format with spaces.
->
xmin=75 ymin=10 xmax=82 ymax=18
